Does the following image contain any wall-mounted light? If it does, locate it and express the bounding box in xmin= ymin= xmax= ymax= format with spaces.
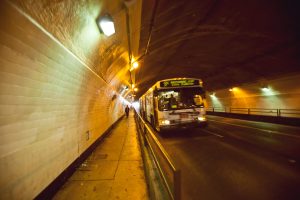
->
xmin=96 ymin=14 xmax=115 ymax=36
xmin=261 ymin=86 xmax=270 ymax=92
xmin=261 ymin=86 xmax=276 ymax=96
xmin=209 ymin=92 xmax=216 ymax=97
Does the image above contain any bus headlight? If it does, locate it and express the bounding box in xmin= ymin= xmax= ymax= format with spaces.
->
xmin=197 ymin=116 xmax=206 ymax=121
xmin=161 ymin=120 xmax=170 ymax=125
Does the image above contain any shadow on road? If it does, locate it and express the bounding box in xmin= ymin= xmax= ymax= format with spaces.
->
xmin=159 ymin=127 xmax=210 ymax=139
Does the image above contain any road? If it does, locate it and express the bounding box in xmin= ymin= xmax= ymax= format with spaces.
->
xmin=154 ymin=115 xmax=300 ymax=200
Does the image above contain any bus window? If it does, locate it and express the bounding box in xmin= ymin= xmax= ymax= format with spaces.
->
xmin=158 ymin=87 xmax=204 ymax=110
xmin=193 ymin=95 xmax=203 ymax=106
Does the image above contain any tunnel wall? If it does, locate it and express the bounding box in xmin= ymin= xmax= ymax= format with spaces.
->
xmin=0 ymin=2 xmax=126 ymax=199
xmin=206 ymin=73 xmax=300 ymax=111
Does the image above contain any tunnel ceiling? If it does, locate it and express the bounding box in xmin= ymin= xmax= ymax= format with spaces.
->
xmin=135 ymin=0 xmax=300 ymax=98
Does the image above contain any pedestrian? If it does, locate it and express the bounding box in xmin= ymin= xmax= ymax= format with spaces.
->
xmin=125 ymin=105 xmax=130 ymax=117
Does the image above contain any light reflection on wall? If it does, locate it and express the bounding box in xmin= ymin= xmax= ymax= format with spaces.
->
xmin=81 ymin=20 xmax=101 ymax=51
xmin=260 ymin=86 xmax=283 ymax=108
xmin=207 ymin=75 xmax=300 ymax=110
xmin=119 ymin=95 xmax=130 ymax=105
xmin=209 ymin=93 xmax=223 ymax=108
xmin=230 ymin=87 xmax=250 ymax=107
xmin=261 ymin=87 xmax=277 ymax=96
xmin=132 ymin=101 xmax=140 ymax=111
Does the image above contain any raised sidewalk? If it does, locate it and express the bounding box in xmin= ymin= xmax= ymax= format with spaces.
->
xmin=53 ymin=111 xmax=149 ymax=199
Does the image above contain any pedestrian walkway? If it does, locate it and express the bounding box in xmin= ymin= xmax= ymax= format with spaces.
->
xmin=53 ymin=111 xmax=149 ymax=200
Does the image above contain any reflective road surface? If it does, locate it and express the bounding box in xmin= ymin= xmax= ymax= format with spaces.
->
xmin=154 ymin=116 xmax=300 ymax=200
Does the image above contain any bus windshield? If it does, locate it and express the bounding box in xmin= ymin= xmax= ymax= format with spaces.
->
xmin=157 ymin=87 xmax=205 ymax=111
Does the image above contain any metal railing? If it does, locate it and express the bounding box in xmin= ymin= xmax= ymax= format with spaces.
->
xmin=207 ymin=107 xmax=300 ymax=118
xmin=134 ymin=110 xmax=181 ymax=200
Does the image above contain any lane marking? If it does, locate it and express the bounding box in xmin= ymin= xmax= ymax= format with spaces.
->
xmin=288 ymin=159 xmax=296 ymax=163
xmin=202 ymin=129 xmax=224 ymax=138
xmin=209 ymin=119 xmax=300 ymax=139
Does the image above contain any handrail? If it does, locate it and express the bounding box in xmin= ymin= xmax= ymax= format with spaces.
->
xmin=207 ymin=107 xmax=300 ymax=118
xmin=134 ymin=109 xmax=181 ymax=200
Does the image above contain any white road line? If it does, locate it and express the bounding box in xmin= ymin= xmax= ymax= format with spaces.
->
xmin=209 ymin=119 xmax=300 ymax=139
xmin=202 ymin=129 xmax=224 ymax=138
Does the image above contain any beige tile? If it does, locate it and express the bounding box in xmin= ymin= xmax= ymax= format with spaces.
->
xmin=53 ymin=180 xmax=113 ymax=200
xmin=120 ymin=145 xmax=142 ymax=161
xmin=109 ymin=178 xmax=149 ymax=200
xmin=92 ymin=151 xmax=121 ymax=161
xmin=114 ymin=161 xmax=145 ymax=180
xmin=70 ymin=160 xmax=118 ymax=180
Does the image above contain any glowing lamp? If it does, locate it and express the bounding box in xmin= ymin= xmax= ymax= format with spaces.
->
xmin=97 ymin=14 xmax=115 ymax=36
xmin=130 ymin=61 xmax=139 ymax=71
xmin=229 ymin=87 xmax=237 ymax=92
xmin=262 ymin=87 xmax=270 ymax=92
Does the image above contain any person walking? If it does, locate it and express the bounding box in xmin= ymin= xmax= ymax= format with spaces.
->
xmin=125 ymin=105 xmax=130 ymax=117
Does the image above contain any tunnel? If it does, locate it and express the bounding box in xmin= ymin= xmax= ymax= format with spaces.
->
xmin=0 ymin=0 xmax=300 ymax=199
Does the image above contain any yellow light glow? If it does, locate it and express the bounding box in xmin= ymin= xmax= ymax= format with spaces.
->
xmin=129 ymin=61 xmax=139 ymax=71
xmin=197 ymin=116 xmax=206 ymax=121
xmin=134 ymin=88 xmax=138 ymax=92
xmin=229 ymin=87 xmax=237 ymax=92
xmin=230 ymin=87 xmax=250 ymax=107
xmin=161 ymin=120 xmax=170 ymax=125
xmin=133 ymin=62 xmax=139 ymax=68
xmin=132 ymin=84 xmax=135 ymax=88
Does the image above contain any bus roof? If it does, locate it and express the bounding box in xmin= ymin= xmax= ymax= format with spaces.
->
xmin=141 ymin=78 xmax=203 ymax=98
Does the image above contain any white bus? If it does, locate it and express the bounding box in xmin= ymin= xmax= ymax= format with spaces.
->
xmin=139 ymin=78 xmax=207 ymax=132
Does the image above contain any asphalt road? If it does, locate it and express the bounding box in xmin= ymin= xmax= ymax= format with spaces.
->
xmin=154 ymin=115 xmax=300 ymax=200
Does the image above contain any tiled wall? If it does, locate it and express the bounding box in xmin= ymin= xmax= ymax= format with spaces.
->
xmin=0 ymin=2 xmax=124 ymax=199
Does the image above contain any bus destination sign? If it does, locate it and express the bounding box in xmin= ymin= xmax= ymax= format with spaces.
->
xmin=160 ymin=79 xmax=200 ymax=87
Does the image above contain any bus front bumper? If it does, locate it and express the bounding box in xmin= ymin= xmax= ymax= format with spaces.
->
xmin=159 ymin=120 xmax=207 ymax=131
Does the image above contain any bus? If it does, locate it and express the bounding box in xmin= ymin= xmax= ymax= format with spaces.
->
xmin=139 ymin=78 xmax=207 ymax=132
